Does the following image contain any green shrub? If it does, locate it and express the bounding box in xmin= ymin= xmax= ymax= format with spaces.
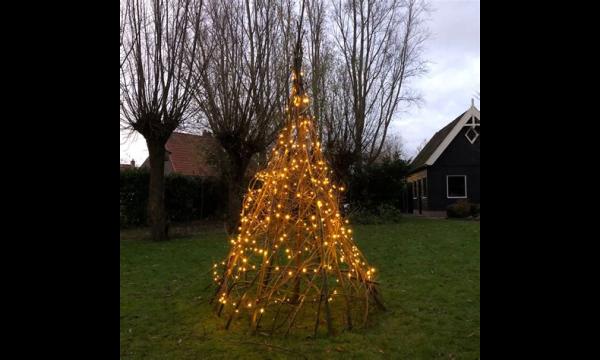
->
xmin=167 ymin=174 xmax=227 ymax=222
xmin=165 ymin=175 xmax=200 ymax=222
xmin=376 ymin=204 xmax=403 ymax=223
xmin=447 ymin=200 xmax=473 ymax=218
xmin=120 ymin=169 xmax=150 ymax=227
xmin=347 ymin=204 xmax=402 ymax=225
xmin=470 ymin=203 xmax=480 ymax=217
xmin=348 ymin=208 xmax=382 ymax=225
xmin=120 ymin=169 xmax=226 ymax=228
xmin=345 ymin=153 xmax=410 ymax=212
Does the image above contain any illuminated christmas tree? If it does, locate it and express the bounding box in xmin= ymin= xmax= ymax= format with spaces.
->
xmin=211 ymin=26 xmax=385 ymax=337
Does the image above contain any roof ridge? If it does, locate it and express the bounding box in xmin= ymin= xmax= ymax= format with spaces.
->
xmin=408 ymin=110 xmax=468 ymax=172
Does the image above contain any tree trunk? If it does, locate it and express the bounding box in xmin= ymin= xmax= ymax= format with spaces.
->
xmin=146 ymin=138 xmax=169 ymax=241
xmin=226 ymin=176 xmax=243 ymax=235
xmin=224 ymin=149 xmax=253 ymax=235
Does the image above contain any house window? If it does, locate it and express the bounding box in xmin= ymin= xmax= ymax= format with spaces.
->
xmin=447 ymin=175 xmax=467 ymax=198
xmin=422 ymin=178 xmax=427 ymax=198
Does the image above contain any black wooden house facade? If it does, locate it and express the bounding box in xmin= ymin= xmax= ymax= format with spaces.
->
xmin=406 ymin=103 xmax=480 ymax=214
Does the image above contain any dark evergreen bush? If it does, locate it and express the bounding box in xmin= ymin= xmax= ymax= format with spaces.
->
xmin=120 ymin=169 xmax=150 ymax=227
xmin=344 ymin=152 xmax=410 ymax=220
xmin=447 ymin=200 xmax=473 ymax=218
xmin=120 ymin=169 xmax=226 ymax=228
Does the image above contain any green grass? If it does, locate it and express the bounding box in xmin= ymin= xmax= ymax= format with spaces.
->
xmin=120 ymin=217 xmax=480 ymax=359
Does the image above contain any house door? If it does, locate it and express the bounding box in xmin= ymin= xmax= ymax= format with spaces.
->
xmin=403 ymin=183 xmax=413 ymax=213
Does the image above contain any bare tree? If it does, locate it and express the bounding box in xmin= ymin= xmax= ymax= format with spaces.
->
xmin=192 ymin=0 xmax=293 ymax=233
xmin=276 ymin=0 xmax=297 ymax=102
xmin=305 ymin=0 xmax=330 ymax=139
xmin=304 ymin=0 xmax=358 ymax=182
xmin=415 ymin=137 xmax=428 ymax=154
xmin=120 ymin=2 xmax=132 ymax=69
xmin=320 ymin=59 xmax=357 ymax=181
xmin=120 ymin=0 xmax=204 ymax=240
xmin=328 ymin=0 xmax=428 ymax=180
xmin=378 ymin=133 xmax=405 ymax=161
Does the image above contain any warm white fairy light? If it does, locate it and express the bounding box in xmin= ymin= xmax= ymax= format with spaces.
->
xmin=211 ymin=43 xmax=384 ymax=336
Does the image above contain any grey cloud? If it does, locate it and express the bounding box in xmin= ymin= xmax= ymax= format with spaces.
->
xmin=393 ymin=0 xmax=480 ymax=159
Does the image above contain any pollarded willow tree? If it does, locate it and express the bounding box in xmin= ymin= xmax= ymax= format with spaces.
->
xmin=192 ymin=0 xmax=294 ymax=234
xmin=211 ymin=20 xmax=385 ymax=337
xmin=120 ymin=0 xmax=204 ymax=241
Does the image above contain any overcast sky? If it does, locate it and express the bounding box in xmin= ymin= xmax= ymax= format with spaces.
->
xmin=392 ymin=0 xmax=480 ymax=158
xmin=120 ymin=0 xmax=480 ymax=164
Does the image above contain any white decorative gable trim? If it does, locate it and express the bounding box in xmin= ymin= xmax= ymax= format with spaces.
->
xmin=424 ymin=105 xmax=480 ymax=166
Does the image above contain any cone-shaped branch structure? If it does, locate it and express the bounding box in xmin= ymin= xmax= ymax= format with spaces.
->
xmin=212 ymin=25 xmax=385 ymax=337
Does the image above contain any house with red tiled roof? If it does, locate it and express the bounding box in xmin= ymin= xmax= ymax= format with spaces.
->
xmin=120 ymin=160 xmax=136 ymax=172
xmin=141 ymin=131 xmax=221 ymax=177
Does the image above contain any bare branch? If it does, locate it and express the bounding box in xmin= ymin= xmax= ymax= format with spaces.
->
xmin=191 ymin=0 xmax=294 ymax=233
xmin=120 ymin=0 xmax=205 ymax=240
xmin=324 ymin=0 xmax=429 ymax=178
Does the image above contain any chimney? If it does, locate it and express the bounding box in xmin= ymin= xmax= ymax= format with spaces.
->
xmin=130 ymin=159 xmax=136 ymax=168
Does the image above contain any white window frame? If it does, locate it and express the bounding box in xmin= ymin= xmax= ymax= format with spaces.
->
xmin=446 ymin=175 xmax=467 ymax=199
xmin=465 ymin=116 xmax=479 ymax=125
xmin=465 ymin=126 xmax=479 ymax=144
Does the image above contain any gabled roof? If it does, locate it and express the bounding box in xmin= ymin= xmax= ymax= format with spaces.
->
xmin=165 ymin=132 xmax=221 ymax=177
xmin=409 ymin=105 xmax=480 ymax=173
xmin=141 ymin=131 xmax=265 ymax=178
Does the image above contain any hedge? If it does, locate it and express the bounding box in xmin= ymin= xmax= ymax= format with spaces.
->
xmin=344 ymin=154 xmax=410 ymax=214
xmin=120 ymin=153 xmax=411 ymax=227
xmin=120 ymin=169 xmax=226 ymax=228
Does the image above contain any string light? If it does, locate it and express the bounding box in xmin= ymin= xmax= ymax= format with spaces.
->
xmin=212 ymin=43 xmax=384 ymax=336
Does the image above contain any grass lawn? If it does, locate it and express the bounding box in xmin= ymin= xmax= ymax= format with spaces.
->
xmin=120 ymin=217 xmax=480 ymax=359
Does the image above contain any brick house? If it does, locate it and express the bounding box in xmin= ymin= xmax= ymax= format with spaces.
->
xmin=120 ymin=160 xmax=136 ymax=172
xmin=141 ymin=131 xmax=222 ymax=177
